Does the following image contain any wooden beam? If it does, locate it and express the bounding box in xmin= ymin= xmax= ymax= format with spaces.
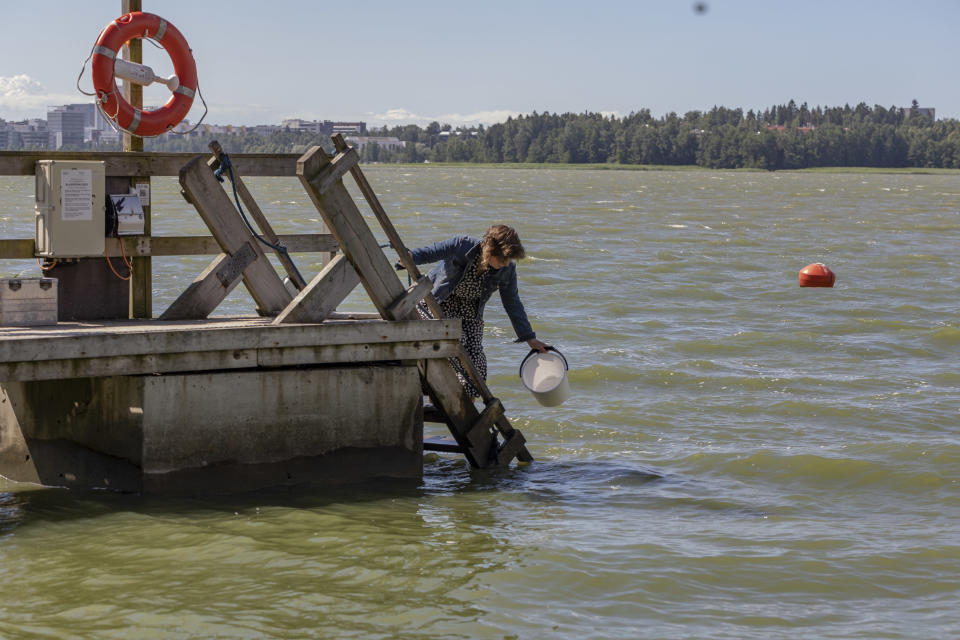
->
xmin=312 ymin=148 xmax=360 ymax=196
xmin=0 ymin=318 xmax=461 ymax=362
xmin=207 ymin=141 xmax=307 ymax=289
xmin=272 ymin=254 xmax=360 ymax=324
xmin=0 ymin=339 xmax=460 ymax=383
xmin=0 ymin=318 xmax=461 ymax=382
xmin=179 ymin=156 xmax=292 ymax=316
xmin=466 ymin=398 xmax=504 ymax=448
xmin=0 ymin=151 xmax=300 ymax=177
xmin=159 ymin=244 xmax=257 ymax=320
xmin=122 ymin=0 xmax=143 ymax=154
xmin=332 ymin=135 xmax=445 ymax=321
xmin=495 ymin=431 xmax=528 ymax=465
xmin=386 ymin=276 xmax=432 ymax=320
xmin=0 ymin=235 xmax=338 ymax=260
xmin=297 ymin=147 xmax=407 ymax=320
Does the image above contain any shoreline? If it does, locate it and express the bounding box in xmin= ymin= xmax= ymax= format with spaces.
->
xmin=371 ymin=162 xmax=960 ymax=175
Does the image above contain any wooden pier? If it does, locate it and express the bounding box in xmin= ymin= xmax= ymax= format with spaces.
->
xmin=0 ymin=137 xmax=532 ymax=494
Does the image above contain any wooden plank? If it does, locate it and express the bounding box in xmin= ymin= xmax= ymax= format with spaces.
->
xmin=423 ymin=404 xmax=447 ymax=424
xmin=466 ymin=398 xmax=504 ymax=448
xmin=423 ymin=436 xmax=463 ymax=453
xmin=0 ymin=318 xmax=462 ymax=362
xmin=0 ymin=340 xmax=459 ymax=383
xmin=495 ymin=430 xmax=528 ymax=466
xmin=313 ymin=148 xmax=360 ymax=196
xmin=208 ymin=141 xmax=307 ymax=290
xmin=159 ymin=244 xmax=256 ymax=320
xmin=0 ymin=239 xmax=37 ymax=260
xmin=0 ymin=350 xmax=259 ymax=382
xmin=387 ymin=276 xmax=432 ymax=319
xmin=0 ymin=235 xmax=337 ymax=260
xmin=273 ymin=254 xmax=359 ymax=324
xmin=297 ymin=147 xmax=406 ymax=319
xmin=179 ymin=156 xmax=292 ymax=316
xmin=0 ymin=151 xmax=299 ymax=177
xmin=256 ymin=340 xmax=460 ymax=369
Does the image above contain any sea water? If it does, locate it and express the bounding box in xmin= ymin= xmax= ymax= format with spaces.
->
xmin=0 ymin=167 xmax=957 ymax=639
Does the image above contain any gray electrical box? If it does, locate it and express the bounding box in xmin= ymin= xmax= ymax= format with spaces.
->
xmin=35 ymin=160 xmax=106 ymax=258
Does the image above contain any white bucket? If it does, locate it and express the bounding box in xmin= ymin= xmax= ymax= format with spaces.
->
xmin=519 ymin=347 xmax=570 ymax=407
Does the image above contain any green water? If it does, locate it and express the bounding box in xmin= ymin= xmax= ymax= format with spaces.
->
xmin=1 ymin=167 xmax=959 ymax=638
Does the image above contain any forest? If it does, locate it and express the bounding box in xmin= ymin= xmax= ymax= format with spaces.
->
xmin=141 ymin=100 xmax=960 ymax=170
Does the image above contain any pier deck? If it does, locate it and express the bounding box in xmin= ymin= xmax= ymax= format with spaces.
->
xmin=0 ymin=316 xmax=460 ymax=493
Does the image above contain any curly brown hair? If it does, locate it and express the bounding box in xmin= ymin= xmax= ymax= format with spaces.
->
xmin=480 ymin=224 xmax=526 ymax=270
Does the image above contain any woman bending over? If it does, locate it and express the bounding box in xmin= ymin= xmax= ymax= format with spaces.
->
xmin=405 ymin=224 xmax=548 ymax=397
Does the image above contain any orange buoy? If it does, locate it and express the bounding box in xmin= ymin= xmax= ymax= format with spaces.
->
xmin=799 ymin=263 xmax=835 ymax=287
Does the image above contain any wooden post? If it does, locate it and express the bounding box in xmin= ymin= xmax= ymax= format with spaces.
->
xmin=122 ymin=0 xmax=152 ymax=318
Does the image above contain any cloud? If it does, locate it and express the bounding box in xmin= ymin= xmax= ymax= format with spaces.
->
xmin=0 ymin=74 xmax=45 ymax=96
xmin=0 ymin=74 xmax=82 ymax=119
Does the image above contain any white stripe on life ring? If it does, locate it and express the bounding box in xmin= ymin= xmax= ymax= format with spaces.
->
xmin=93 ymin=45 xmax=116 ymax=60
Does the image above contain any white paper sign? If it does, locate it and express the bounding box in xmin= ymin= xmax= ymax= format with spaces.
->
xmin=136 ymin=182 xmax=150 ymax=206
xmin=61 ymin=169 xmax=93 ymax=221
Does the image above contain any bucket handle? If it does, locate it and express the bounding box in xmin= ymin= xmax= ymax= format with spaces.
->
xmin=519 ymin=346 xmax=568 ymax=377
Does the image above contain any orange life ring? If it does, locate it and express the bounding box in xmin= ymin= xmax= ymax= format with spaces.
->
xmin=91 ymin=12 xmax=197 ymax=137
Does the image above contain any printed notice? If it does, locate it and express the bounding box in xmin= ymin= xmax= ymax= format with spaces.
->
xmin=136 ymin=182 xmax=150 ymax=206
xmin=61 ymin=169 xmax=93 ymax=221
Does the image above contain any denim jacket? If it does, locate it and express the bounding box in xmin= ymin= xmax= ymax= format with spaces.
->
xmin=409 ymin=235 xmax=536 ymax=342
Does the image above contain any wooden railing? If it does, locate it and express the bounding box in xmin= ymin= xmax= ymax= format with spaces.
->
xmin=0 ymin=150 xmax=300 ymax=177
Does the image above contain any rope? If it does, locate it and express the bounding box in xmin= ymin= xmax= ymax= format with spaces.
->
xmin=168 ymin=81 xmax=209 ymax=136
xmin=119 ymin=235 xmax=134 ymax=270
xmin=104 ymin=241 xmax=132 ymax=281
xmin=214 ymin=151 xmax=307 ymax=285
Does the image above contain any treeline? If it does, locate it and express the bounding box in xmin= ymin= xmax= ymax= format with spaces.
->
xmin=139 ymin=99 xmax=960 ymax=170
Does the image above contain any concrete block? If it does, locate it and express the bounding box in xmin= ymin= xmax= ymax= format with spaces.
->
xmin=0 ymin=363 xmax=423 ymax=494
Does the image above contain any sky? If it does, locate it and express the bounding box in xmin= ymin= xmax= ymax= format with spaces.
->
xmin=1 ymin=0 xmax=959 ymax=128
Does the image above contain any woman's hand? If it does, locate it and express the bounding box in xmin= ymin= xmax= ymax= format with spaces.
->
xmin=527 ymin=338 xmax=549 ymax=353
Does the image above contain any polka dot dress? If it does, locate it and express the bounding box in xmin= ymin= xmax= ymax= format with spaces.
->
xmin=418 ymin=254 xmax=492 ymax=397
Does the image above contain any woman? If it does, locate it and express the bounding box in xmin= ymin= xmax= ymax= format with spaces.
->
xmin=405 ymin=224 xmax=548 ymax=397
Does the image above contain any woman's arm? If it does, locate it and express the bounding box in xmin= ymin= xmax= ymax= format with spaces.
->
xmin=408 ymin=235 xmax=474 ymax=266
xmin=498 ymin=265 xmax=539 ymax=345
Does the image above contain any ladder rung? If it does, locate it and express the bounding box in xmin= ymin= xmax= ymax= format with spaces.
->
xmin=495 ymin=430 xmax=527 ymax=465
xmin=466 ymin=399 xmax=504 ymax=447
xmin=424 ymin=436 xmax=463 ymax=453
xmin=423 ymin=403 xmax=447 ymax=424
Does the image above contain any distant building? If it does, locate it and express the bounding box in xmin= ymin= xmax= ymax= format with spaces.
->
xmin=901 ymin=106 xmax=936 ymax=121
xmin=332 ymin=121 xmax=366 ymax=135
xmin=250 ymin=124 xmax=281 ymax=136
xmin=47 ymin=105 xmax=87 ymax=149
xmin=281 ymin=119 xmax=333 ymax=135
xmin=282 ymin=119 xmax=368 ymax=136
xmin=1 ymin=119 xmax=48 ymax=149
xmin=345 ymin=136 xmax=405 ymax=152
